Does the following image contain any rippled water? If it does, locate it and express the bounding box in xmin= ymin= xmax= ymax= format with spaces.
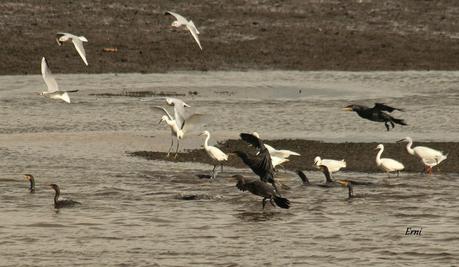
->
xmin=0 ymin=71 xmax=458 ymax=266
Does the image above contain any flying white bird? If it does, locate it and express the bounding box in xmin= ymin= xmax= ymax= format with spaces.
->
xmin=56 ymin=32 xmax=89 ymax=65
xmin=40 ymin=57 xmax=78 ymax=103
xmin=397 ymin=137 xmax=447 ymax=174
xmin=313 ymin=156 xmax=346 ymax=173
xmin=252 ymin=132 xmax=300 ymax=159
xmin=375 ymin=144 xmax=404 ymax=177
xmin=165 ymin=11 xmax=202 ymax=50
xmin=271 ymin=156 xmax=289 ymax=169
xmin=200 ymin=130 xmax=228 ymax=179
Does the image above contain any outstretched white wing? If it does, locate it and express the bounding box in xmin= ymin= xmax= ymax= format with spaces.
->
xmin=181 ymin=113 xmax=206 ymax=134
xmin=166 ymin=98 xmax=190 ymax=129
xmin=72 ymin=38 xmax=88 ymax=65
xmin=152 ymin=106 xmax=174 ymax=121
xmin=186 ymin=21 xmax=202 ymax=50
xmin=165 ymin=11 xmax=189 ymax=25
xmin=41 ymin=57 xmax=59 ymax=93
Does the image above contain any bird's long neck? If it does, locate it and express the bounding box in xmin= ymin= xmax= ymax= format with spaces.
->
xmin=376 ymin=148 xmax=383 ymax=165
xmin=29 ymin=178 xmax=35 ymax=193
xmin=203 ymin=133 xmax=210 ymax=149
xmin=53 ymin=188 xmax=60 ymax=204
xmin=348 ymin=183 xmax=354 ymax=198
xmin=405 ymin=139 xmax=415 ymax=155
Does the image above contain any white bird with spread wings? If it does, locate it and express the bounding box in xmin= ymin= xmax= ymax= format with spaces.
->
xmin=40 ymin=57 xmax=78 ymax=103
xmin=152 ymin=98 xmax=204 ymax=157
xmin=165 ymin=11 xmax=202 ymax=50
xmin=56 ymin=32 xmax=89 ymax=65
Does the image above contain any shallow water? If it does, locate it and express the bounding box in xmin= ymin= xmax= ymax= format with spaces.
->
xmin=0 ymin=71 xmax=458 ymax=266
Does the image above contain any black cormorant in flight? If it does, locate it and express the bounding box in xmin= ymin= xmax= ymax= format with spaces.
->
xmin=234 ymin=133 xmax=278 ymax=193
xmin=49 ymin=184 xmax=81 ymax=209
xmin=343 ymin=103 xmax=406 ymax=131
xmin=233 ymin=175 xmax=290 ymax=209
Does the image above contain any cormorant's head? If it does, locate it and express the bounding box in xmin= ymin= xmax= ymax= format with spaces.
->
xmin=342 ymin=104 xmax=363 ymax=112
xmin=337 ymin=180 xmax=351 ymax=187
xmin=24 ymin=174 xmax=34 ymax=181
xmin=49 ymin=184 xmax=60 ymax=191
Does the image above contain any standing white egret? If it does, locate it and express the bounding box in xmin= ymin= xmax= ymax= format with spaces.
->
xmin=153 ymin=104 xmax=201 ymax=158
xmin=165 ymin=11 xmax=202 ymax=50
xmin=56 ymin=32 xmax=89 ymax=65
xmin=313 ymin=156 xmax=346 ymax=173
xmin=40 ymin=57 xmax=78 ymax=103
xmin=397 ymin=137 xmax=447 ymax=174
xmin=165 ymin=97 xmax=191 ymax=130
xmin=199 ymin=131 xmax=228 ymax=179
xmin=375 ymin=144 xmax=404 ymax=177
xmin=252 ymin=132 xmax=300 ymax=159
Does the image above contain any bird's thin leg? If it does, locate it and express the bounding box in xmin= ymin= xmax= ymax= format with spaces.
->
xmin=269 ymin=198 xmax=275 ymax=207
xmin=390 ymin=121 xmax=395 ymax=128
xmin=427 ymin=166 xmax=433 ymax=175
xmin=384 ymin=122 xmax=390 ymax=131
xmin=397 ymin=171 xmax=400 ymax=177
xmin=167 ymin=138 xmax=174 ymax=157
xmin=272 ymin=182 xmax=281 ymax=197
xmin=262 ymin=198 xmax=267 ymax=209
xmin=211 ymin=165 xmax=217 ymax=179
xmin=220 ymin=164 xmax=223 ymax=172
xmin=174 ymin=140 xmax=180 ymax=158
xmin=387 ymin=172 xmax=391 ymax=178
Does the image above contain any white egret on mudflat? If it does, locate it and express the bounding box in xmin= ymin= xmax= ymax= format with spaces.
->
xmin=313 ymin=156 xmax=346 ymax=173
xmin=200 ymin=130 xmax=228 ymax=179
xmin=397 ymin=137 xmax=447 ymax=174
xmin=375 ymin=144 xmax=404 ymax=177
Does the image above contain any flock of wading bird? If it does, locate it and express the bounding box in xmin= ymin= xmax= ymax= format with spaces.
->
xmin=26 ymin=11 xmax=449 ymax=210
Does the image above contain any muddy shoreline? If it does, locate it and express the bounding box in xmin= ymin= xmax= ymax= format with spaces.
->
xmin=130 ymin=139 xmax=457 ymax=173
xmin=2 ymin=1 xmax=459 ymax=75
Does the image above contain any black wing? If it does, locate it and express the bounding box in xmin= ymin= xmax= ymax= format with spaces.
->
xmin=240 ymin=133 xmax=266 ymax=150
xmin=234 ymin=151 xmax=274 ymax=183
xmin=374 ymin=103 xmax=404 ymax=112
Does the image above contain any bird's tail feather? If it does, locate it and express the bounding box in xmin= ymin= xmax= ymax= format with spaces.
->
xmin=273 ymin=196 xmax=290 ymax=209
xmin=392 ymin=118 xmax=407 ymax=126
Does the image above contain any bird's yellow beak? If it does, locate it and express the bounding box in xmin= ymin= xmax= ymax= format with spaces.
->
xmin=342 ymin=107 xmax=353 ymax=111
xmin=337 ymin=180 xmax=348 ymax=187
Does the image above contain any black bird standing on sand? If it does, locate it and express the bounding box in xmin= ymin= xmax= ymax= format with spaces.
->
xmin=234 ymin=133 xmax=278 ymax=193
xmin=233 ymin=175 xmax=290 ymax=209
xmin=49 ymin=184 xmax=81 ymax=209
xmin=342 ymin=103 xmax=407 ymax=131
xmin=24 ymin=174 xmax=35 ymax=193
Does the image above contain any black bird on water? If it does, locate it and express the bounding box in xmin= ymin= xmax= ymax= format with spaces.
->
xmin=234 ymin=133 xmax=278 ymax=193
xmin=233 ymin=175 xmax=290 ymax=209
xmin=337 ymin=180 xmax=355 ymax=199
xmin=297 ymin=166 xmax=373 ymax=188
xmin=343 ymin=103 xmax=407 ymax=131
xmin=49 ymin=184 xmax=81 ymax=209
xmin=24 ymin=174 xmax=35 ymax=193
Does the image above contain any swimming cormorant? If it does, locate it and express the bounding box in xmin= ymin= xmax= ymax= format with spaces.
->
xmin=343 ymin=103 xmax=407 ymax=131
xmin=233 ymin=175 xmax=290 ymax=209
xmin=49 ymin=184 xmax=81 ymax=209
xmin=24 ymin=174 xmax=35 ymax=193
xmin=337 ymin=180 xmax=355 ymax=199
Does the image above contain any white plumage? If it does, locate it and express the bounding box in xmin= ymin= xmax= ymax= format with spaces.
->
xmin=252 ymin=132 xmax=300 ymax=159
xmin=375 ymin=144 xmax=404 ymax=176
xmin=200 ymin=131 xmax=228 ymax=178
xmin=40 ymin=57 xmax=78 ymax=103
xmin=56 ymin=32 xmax=89 ymax=65
xmin=313 ymin=156 xmax=346 ymax=173
xmin=165 ymin=11 xmax=202 ymax=50
xmin=398 ymin=137 xmax=447 ymax=174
